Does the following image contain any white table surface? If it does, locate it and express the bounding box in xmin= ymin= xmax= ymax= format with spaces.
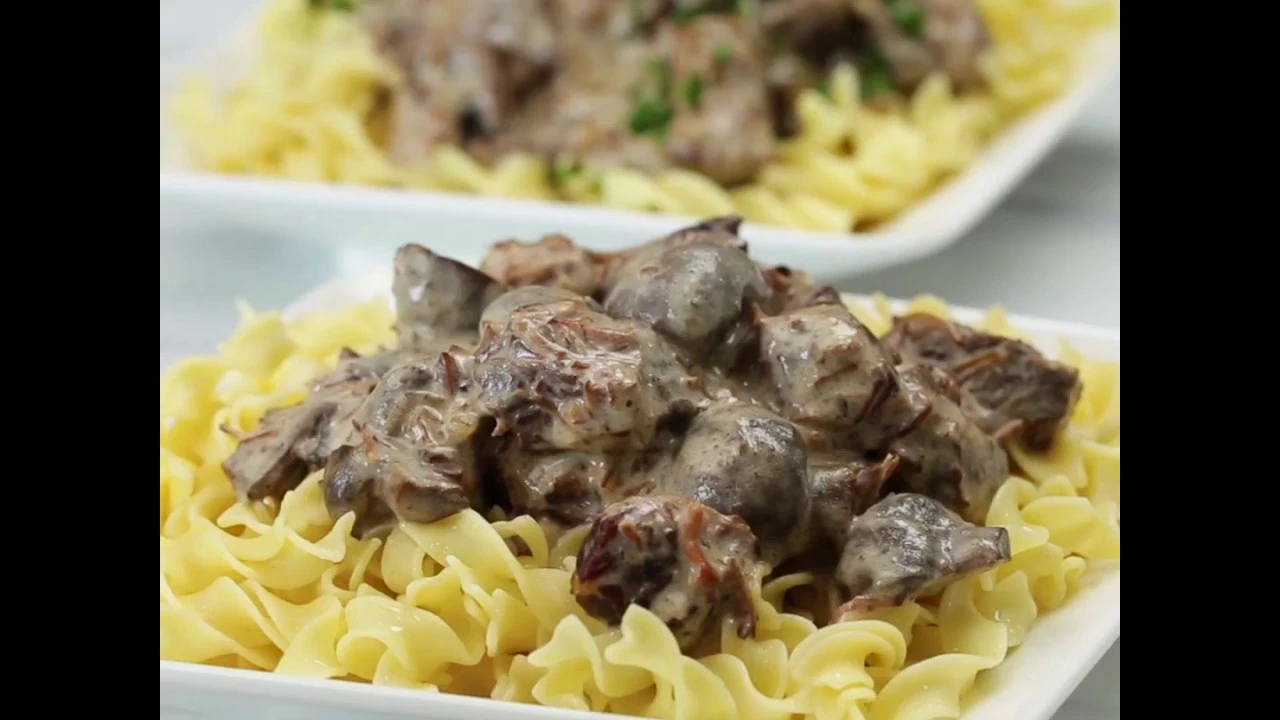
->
xmin=159 ymin=2 xmax=1120 ymax=717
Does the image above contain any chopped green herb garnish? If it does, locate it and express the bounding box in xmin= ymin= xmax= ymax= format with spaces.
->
xmin=884 ymin=0 xmax=925 ymax=38
xmin=646 ymin=58 xmax=672 ymax=98
xmin=629 ymin=97 xmax=673 ymax=137
xmin=551 ymin=158 xmax=582 ymax=185
xmin=733 ymin=0 xmax=757 ymax=19
xmin=683 ymin=74 xmax=705 ymax=110
xmin=860 ymin=49 xmax=894 ymax=100
xmin=308 ymin=0 xmax=355 ymax=11
xmin=859 ymin=68 xmax=893 ymax=100
xmin=714 ymin=42 xmax=734 ymax=65
xmin=673 ymin=5 xmax=705 ymax=25
xmin=816 ymin=77 xmax=832 ymax=98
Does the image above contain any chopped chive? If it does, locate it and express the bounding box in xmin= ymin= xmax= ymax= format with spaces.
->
xmin=683 ymin=74 xmax=705 ymax=110
xmin=673 ymin=5 xmax=705 ymax=25
xmin=629 ymin=97 xmax=673 ymax=137
xmin=646 ymin=57 xmax=672 ymax=98
xmin=714 ymin=41 xmax=734 ymax=65
xmin=308 ymin=0 xmax=355 ymax=11
xmin=860 ymin=49 xmax=894 ymax=100
xmin=884 ymin=0 xmax=925 ymax=38
xmin=859 ymin=69 xmax=893 ymax=100
xmin=551 ymin=158 xmax=581 ymax=185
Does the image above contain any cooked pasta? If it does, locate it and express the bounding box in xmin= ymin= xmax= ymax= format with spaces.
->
xmin=159 ymin=293 xmax=1120 ymax=720
xmin=169 ymin=0 xmax=1118 ymax=231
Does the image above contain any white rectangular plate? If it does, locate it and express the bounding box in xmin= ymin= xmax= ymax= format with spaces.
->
xmin=159 ymin=264 xmax=1120 ymax=720
xmin=158 ymin=5 xmax=1120 ymax=281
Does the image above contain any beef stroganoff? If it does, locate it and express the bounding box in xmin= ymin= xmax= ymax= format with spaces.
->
xmin=170 ymin=0 xmax=1119 ymax=231
xmin=159 ymin=217 xmax=1120 ymax=720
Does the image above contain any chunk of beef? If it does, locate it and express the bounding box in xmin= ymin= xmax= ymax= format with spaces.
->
xmin=360 ymin=0 xmax=558 ymax=164
xmin=761 ymin=0 xmax=862 ymax=53
xmin=484 ymin=33 xmax=671 ymax=176
xmin=657 ymin=15 xmax=778 ymax=185
xmin=760 ymin=264 xmax=841 ymax=313
xmin=497 ymin=448 xmax=609 ymax=529
xmin=572 ymin=495 xmax=759 ymax=651
xmin=480 ymin=285 xmax=599 ymax=339
xmin=882 ymin=313 xmax=1083 ymax=451
xmin=660 ymin=400 xmax=810 ymax=565
xmin=393 ymin=243 xmax=506 ymax=352
xmin=807 ymin=451 xmax=899 ymax=553
xmin=764 ymin=52 xmax=821 ymax=138
xmin=758 ymin=303 xmax=908 ymax=446
xmin=886 ymin=363 xmax=1009 ymax=520
xmin=323 ymin=352 xmax=491 ymax=538
xmin=602 ymin=215 xmax=748 ymax=294
xmin=221 ymin=350 xmax=402 ymax=502
xmin=848 ymin=0 xmax=991 ymax=94
xmin=604 ymin=242 xmax=769 ymax=369
xmin=473 ymin=298 xmax=704 ymax=453
xmin=479 ymin=234 xmax=616 ymax=299
xmin=833 ymin=492 xmax=1009 ymax=618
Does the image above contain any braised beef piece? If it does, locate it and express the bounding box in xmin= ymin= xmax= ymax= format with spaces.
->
xmin=833 ymin=492 xmax=1010 ymax=617
xmin=759 ymin=302 xmax=1009 ymax=520
xmin=480 ymin=10 xmax=670 ymax=176
xmin=479 ymin=234 xmax=618 ymax=299
xmin=360 ymin=0 xmax=558 ymax=165
xmin=393 ymin=243 xmax=506 ymax=351
xmin=472 ymin=296 xmax=705 ymax=454
xmin=357 ymin=0 xmax=994 ymax=180
xmin=761 ymin=0 xmax=867 ymax=62
xmin=323 ymin=352 xmax=493 ymax=538
xmin=761 ymin=0 xmax=991 ymax=96
xmin=758 ymin=303 xmax=903 ymax=443
xmin=221 ymin=219 xmax=1051 ymax=650
xmin=572 ymin=495 xmax=759 ymax=651
xmin=496 ymin=448 xmax=610 ymax=530
xmin=221 ymin=349 xmax=403 ymax=502
xmin=660 ymin=400 xmax=811 ymax=565
xmin=479 ymin=285 xmax=600 ymax=339
xmin=603 ymin=215 xmax=748 ymax=291
xmin=886 ymin=364 xmax=1009 ymax=520
xmin=604 ymin=242 xmax=769 ymax=369
xmin=848 ymin=0 xmax=990 ymax=94
xmin=760 ymin=264 xmax=840 ymax=313
xmin=657 ymin=14 xmax=778 ymax=185
xmin=807 ymin=451 xmax=900 ymax=554
xmin=883 ymin=313 xmax=1084 ymax=451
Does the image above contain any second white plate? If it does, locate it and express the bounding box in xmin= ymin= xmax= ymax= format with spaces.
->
xmin=158 ymin=3 xmax=1120 ymax=280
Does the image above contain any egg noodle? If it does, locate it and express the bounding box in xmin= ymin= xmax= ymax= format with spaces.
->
xmin=170 ymin=0 xmax=1119 ymax=231
xmin=159 ymin=293 xmax=1120 ymax=720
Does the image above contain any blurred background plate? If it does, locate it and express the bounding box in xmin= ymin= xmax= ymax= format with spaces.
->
xmin=159 ymin=0 xmax=1119 ymax=282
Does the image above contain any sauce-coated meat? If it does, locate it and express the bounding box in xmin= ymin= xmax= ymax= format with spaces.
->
xmin=221 ymin=349 xmax=403 ymax=503
xmin=604 ymin=242 xmax=769 ymax=369
xmin=883 ymin=313 xmax=1084 ymax=451
xmin=393 ymin=243 xmax=506 ymax=351
xmin=661 ymin=400 xmax=811 ymax=565
xmin=572 ymin=495 xmax=759 ymax=651
xmin=323 ymin=352 xmax=491 ymax=538
xmin=480 ymin=234 xmax=616 ymax=299
xmin=222 ymin=218 xmax=1061 ymax=653
xmin=833 ymin=492 xmax=1010 ymax=618
xmin=357 ymin=0 xmax=993 ymax=186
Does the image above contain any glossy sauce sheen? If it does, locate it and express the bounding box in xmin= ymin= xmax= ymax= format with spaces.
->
xmin=221 ymin=215 xmax=1083 ymax=651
